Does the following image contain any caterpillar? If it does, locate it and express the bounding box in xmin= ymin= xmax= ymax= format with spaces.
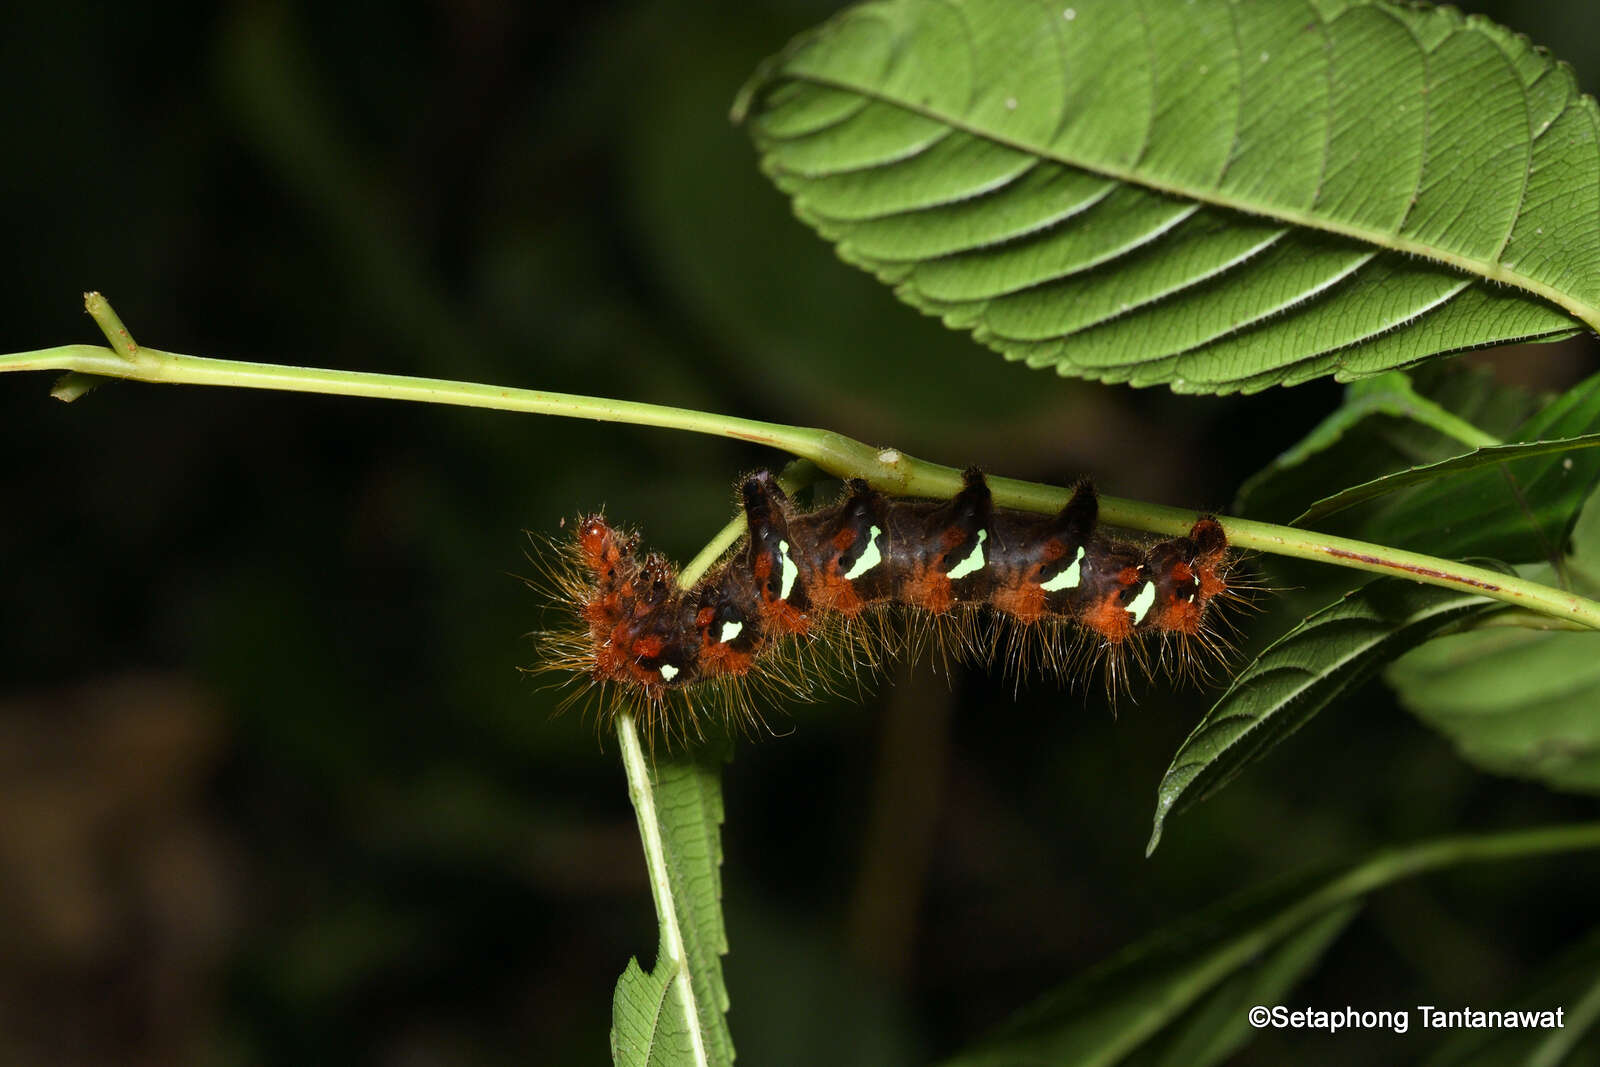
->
xmin=539 ymin=468 xmax=1237 ymax=739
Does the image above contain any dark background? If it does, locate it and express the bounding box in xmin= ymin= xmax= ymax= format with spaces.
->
xmin=3 ymin=2 xmax=1600 ymax=1064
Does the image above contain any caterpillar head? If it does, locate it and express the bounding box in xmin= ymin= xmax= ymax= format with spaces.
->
xmin=1142 ymin=518 xmax=1231 ymax=635
xmin=568 ymin=517 xmax=684 ymax=693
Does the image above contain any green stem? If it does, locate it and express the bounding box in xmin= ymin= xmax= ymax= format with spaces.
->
xmin=1460 ymin=608 xmax=1594 ymax=633
xmin=1374 ymin=373 xmax=1503 ymax=450
xmin=1178 ymin=822 xmax=1600 ymax=1030
xmin=7 ymin=299 xmax=1600 ymax=630
xmin=1277 ymin=374 xmax=1502 ymax=464
xmin=614 ymin=710 xmax=710 ymax=1064
xmin=1321 ymin=821 xmax=1600 ymax=898
xmin=1531 ymin=961 xmax=1600 ymax=1067
xmin=84 ymin=291 xmax=143 ymax=362
xmin=1155 ymin=821 xmax=1600 ymax=1044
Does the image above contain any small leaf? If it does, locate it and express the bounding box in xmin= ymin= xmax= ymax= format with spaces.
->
xmin=612 ymin=737 xmax=734 ymax=1067
xmin=1148 ymin=582 xmax=1491 ymax=854
xmin=613 ymin=956 xmax=693 ymax=1066
xmin=1258 ymin=371 xmax=1496 ymax=479
xmin=1235 ymin=366 xmax=1528 ymax=524
xmin=738 ymin=0 xmax=1598 ymax=394
xmin=1323 ymin=372 xmax=1600 ymax=562
xmin=1294 ymin=432 xmax=1600 ymax=527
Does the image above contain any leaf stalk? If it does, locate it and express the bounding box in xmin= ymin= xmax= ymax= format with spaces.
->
xmin=6 ymin=297 xmax=1600 ymax=629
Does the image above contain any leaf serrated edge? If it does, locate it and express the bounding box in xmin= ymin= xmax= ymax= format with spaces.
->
xmin=614 ymin=712 xmax=722 ymax=1067
xmin=741 ymin=13 xmax=1600 ymax=334
xmin=1148 ymin=585 xmax=1492 ymax=853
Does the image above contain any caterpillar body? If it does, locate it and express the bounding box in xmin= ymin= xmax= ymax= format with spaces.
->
xmin=541 ymin=468 xmax=1236 ymax=737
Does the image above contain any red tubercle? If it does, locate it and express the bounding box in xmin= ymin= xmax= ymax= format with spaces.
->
xmin=1083 ymin=590 xmax=1135 ymax=642
xmin=900 ymin=562 xmax=955 ymax=614
xmin=1158 ymin=595 xmax=1204 ymax=635
xmin=989 ymin=576 xmax=1047 ymax=623
xmin=577 ymin=516 xmax=625 ymax=577
xmin=699 ymin=640 xmax=756 ymax=678
xmin=759 ymin=597 xmax=811 ymax=636
xmin=807 ymin=568 xmax=866 ymax=615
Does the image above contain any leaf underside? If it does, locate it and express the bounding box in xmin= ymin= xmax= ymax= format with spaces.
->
xmin=1390 ymin=626 xmax=1600 ymax=793
xmin=1148 ymin=580 xmax=1492 ymax=852
xmin=1387 ymin=487 xmax=1600 ymax=796
xmin=612 ymin=748 xmax=734 ymax=1067
xmin=739 ymin=0 xmax=1600 ymax=394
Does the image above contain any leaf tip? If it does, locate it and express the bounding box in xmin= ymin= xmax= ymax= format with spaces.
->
xmin=1145 ymin=804 xmax=1170 ymax=857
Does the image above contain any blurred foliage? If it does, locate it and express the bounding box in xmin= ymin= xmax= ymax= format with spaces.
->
xmin=2 ymin=1 xmax=1600 ymax=1064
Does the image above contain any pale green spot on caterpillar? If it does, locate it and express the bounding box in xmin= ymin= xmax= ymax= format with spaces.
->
xmin=1126 ymin=581 xmax=1157 ymax=624
xmin=947 ymin=529 xmax=988 ymax=580
xmin=843 ymin=525 xmax=884 ymax=581
xmin=778 ymin=539 xmax=798 ymax=600
xmin=719 ymin=620 xmax=743 ymax=644
xmin=658 ymin=662 xmax=680 ymax=681
xmin=1041 ymin=545 xmax=1086 ymax=592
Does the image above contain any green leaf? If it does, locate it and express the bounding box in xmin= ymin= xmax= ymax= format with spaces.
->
xmin=612 ymin=728 xmax=734 ymax=1067
xmin=1148 ymin=582 xmax=1491 ymax=854
xmin=1260 ymin=371 xmax=1502 ymax=476
xmin=1234 ymin=366 xmax=1522 ymax=524
xmin=1421 ymin=923 xmax=1600 ymax=1067
xmin=616 ymin=4 xmax=1066 ymax=448
xmin=1387 ymin=486 xmax=1600 ymax=795
xmin=943 ymin=825 xmax=1600 ymax=1067
xmin=1294 ymin=432 xmax=1600 ymax=527
xmin=1327 ymin=372 xmax=1600 ymax=561
xmin=1389 ymin=626 xmax=1600 ymax=794
xmin=737 ymin=0 xmax=1596 ymax=394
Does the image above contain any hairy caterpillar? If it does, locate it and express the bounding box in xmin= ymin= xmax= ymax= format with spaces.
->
xmin=540 ymin=469 xmax=1237 ymax=738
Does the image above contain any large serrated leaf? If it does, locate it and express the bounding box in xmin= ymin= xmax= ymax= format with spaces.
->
xmin=612 ymin=740 xmax=734 ymax=1067
xmin=736 ymin=0 xmax=1598 ymax=394
xmin=1148 ymin=581 xmax=1492 ymax=854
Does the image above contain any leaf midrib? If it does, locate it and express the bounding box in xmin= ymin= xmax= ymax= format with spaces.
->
xmin=779 ymin=72 xmax=1600 ymax=332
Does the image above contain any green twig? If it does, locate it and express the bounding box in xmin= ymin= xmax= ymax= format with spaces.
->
xmin=6 ymin=297 xmax=1600 ymax=630
xmin=614 ymin=710 xmax=711 ymax=1064
xmin=84 ymin=291 xmax=143 ymax=362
